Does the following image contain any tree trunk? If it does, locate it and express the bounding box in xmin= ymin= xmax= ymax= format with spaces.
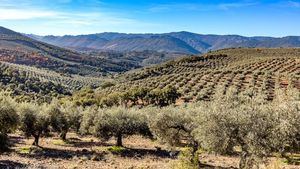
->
xmin=0 ymin=133 xmax=9 ymax=151
xmin=60 ymin=131 xmax=67 ymax=141
xmin=116 ymin=134 xmax=123 ymax=147
xmin=32 ymin=135 xmax=39 ymax=146
xmin=239 ymin=152 xmax=259 ymax=169
xmin=225 ymin=140 xmax=235 ymax=155
xmin=191 ymin=141 xmax=200 ymax=167
xmin=239 ymin=152 xmax=248 ymax=169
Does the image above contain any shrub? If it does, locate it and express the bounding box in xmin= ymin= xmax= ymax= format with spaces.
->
xmin=149 ymin=106 xmax=200 ymax=166
xmin=172 ymin=148 xmax=201 ymax=169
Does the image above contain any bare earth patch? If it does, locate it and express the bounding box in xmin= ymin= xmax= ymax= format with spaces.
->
xmin=0 ymin=134 xmax=174 ymax=169
xmin=0 ymin=133 xmax=299 ymax=169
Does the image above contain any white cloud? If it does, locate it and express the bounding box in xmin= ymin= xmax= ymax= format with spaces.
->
xmin=149 ymin=3 xmax=209 ymax=12
xmin=218 ymin=2 xmax=257 ymax=10
xmin=0 ymin=5 xmax=137 ymax=27
xmin=0 ymin=0 xmax=161 ymax=35
xmin=149 ymin=2 xmax=258 ymax=12
xmin=0 ymin=9 xmax=59 ymax=20
xmin=286 ymin=1 xmax=300 ymax=8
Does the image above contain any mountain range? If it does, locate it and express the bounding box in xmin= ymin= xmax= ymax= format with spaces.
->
xmin=0 ymin=26 xmax=149 ymax=75
xmin=1 ymin=25 xmax=300 ymax=78
xmin=0 ymin=26 xmax=187 ymax=75
xmin=28 ymin=32 xmax=300 ymax=54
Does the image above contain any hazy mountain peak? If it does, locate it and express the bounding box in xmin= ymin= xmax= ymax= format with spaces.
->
xmin=19 ymin=27 xmax=300 ymax=54
xmin=0 ymin=26 xmax=22 ymax=37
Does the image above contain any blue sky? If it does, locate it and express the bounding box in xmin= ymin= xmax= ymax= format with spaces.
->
xmin=0 ymin=0 xmax=299 ymax=36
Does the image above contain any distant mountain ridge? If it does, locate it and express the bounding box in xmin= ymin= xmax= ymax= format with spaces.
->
xmin=0 ymin=26 xmax=186 ymax=75
xmin=27 ymin=31 xmax=300 ymax=54
xmin=0 ymin=26 xmax=143 ymax=75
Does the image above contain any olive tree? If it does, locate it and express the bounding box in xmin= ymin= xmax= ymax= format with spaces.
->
xmin=79 ymin=106 xmax=98 ymax=135
xmin=60 ymin=101 xmax=83 ymax=134
xmin=89 ymin=107 xmax=151 ymax=147
xmin=0 ymin=93 xmax=19 ymax=151
xmin=47 ymin=102 xmax=69 ymax=140
xmin=194 ymin=89 xmax=300 ymax=169
xmin=271 ymin=88 xmax=300 ymax=159
xmin=147 ymin=87 xmax=181 ymax=107
xmin=148 ymin=106 xmax=200 ymax=166
xmin=18 ymin=102 xmax=50 ymax=146
xmin=46 ymin=100 xmax=84 ymax=140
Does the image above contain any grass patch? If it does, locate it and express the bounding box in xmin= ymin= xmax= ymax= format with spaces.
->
xmin=107 ymin=146 xmax=126 ymax=154
xmin=171 ymin=148 xmax=200 ymax=169
xmin=52 ymin=139 xmax=72 ymax=146
xmin=18 ymin=146 xmax=31 ymax=154
xmin=17 ymin=146 xmax=42 ymax=154
xmin=282 ymin=154 xmax=300 ymax=165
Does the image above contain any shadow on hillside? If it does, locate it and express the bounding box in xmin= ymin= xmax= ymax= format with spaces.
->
xmin=15 ymin=146 xmax=175 ymax=160
xmin=199 ymin=163 xmax=238 ymax=169
xmin=111 ymin=147 xmax=177 ymax=159
xmin=69 ymin=139 xmax=113 ymax=148
xmin=65 ymin=138 xmax=114 ymax=148
xmin=16 ymin=147 xmax=106 ymax=160
xmin=10 ymin=135 xmax=176 ymax=160
xmin=0 ymin=160 xmax=27 ymax=169
xmin=9 ymin=135 xmax=26 ymax=145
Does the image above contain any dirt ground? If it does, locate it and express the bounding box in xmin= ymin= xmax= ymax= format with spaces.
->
xmin=0 ymin=133 xmax=299 ymax=169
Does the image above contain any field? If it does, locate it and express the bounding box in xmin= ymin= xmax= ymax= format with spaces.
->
xmin=0 ymin=134 xmax=173 ymax=169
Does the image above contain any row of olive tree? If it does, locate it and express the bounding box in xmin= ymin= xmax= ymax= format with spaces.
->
xmin=1 ymin=88 xmax=299 ymax=169
xmin=72 ymin=86 xmax=181 ymax=107
xmin=17 ymin=100 xmax=83 ymax=146
xmin=80 ymin=106 xmax=151 ymax=147
xmin=0 ymin=94 xmax=83 ymax=147
xmin=0 ymin=94 xmax=150 ymax=148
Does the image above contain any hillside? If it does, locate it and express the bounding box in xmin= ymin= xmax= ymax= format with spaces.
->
xmin=31 ymin=34 xmax=200 ymax=54
xmin=0 ymin=26 xmax=139 ymax=75
xmin=87 ymin=50 xmax=184 ymax=67
xmin=29 ymin=32 xmax=300 ymax=54
xmin=90 ymin=48 xmax=299 ymax=104
xmin=0 ymin=61 xmax=111 ymax=101
xmin=97 ymin=36 xmax=199 ymax=54
xmin=0 ymin=61 xmax=69 ymax=101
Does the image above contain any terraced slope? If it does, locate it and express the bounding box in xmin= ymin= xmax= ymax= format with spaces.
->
xmin=101 ymin=48 xmax=300 ymax=103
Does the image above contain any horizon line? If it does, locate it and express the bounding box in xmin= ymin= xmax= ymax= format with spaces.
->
xmin=1 ymin=25 xmax=299 ymax=38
